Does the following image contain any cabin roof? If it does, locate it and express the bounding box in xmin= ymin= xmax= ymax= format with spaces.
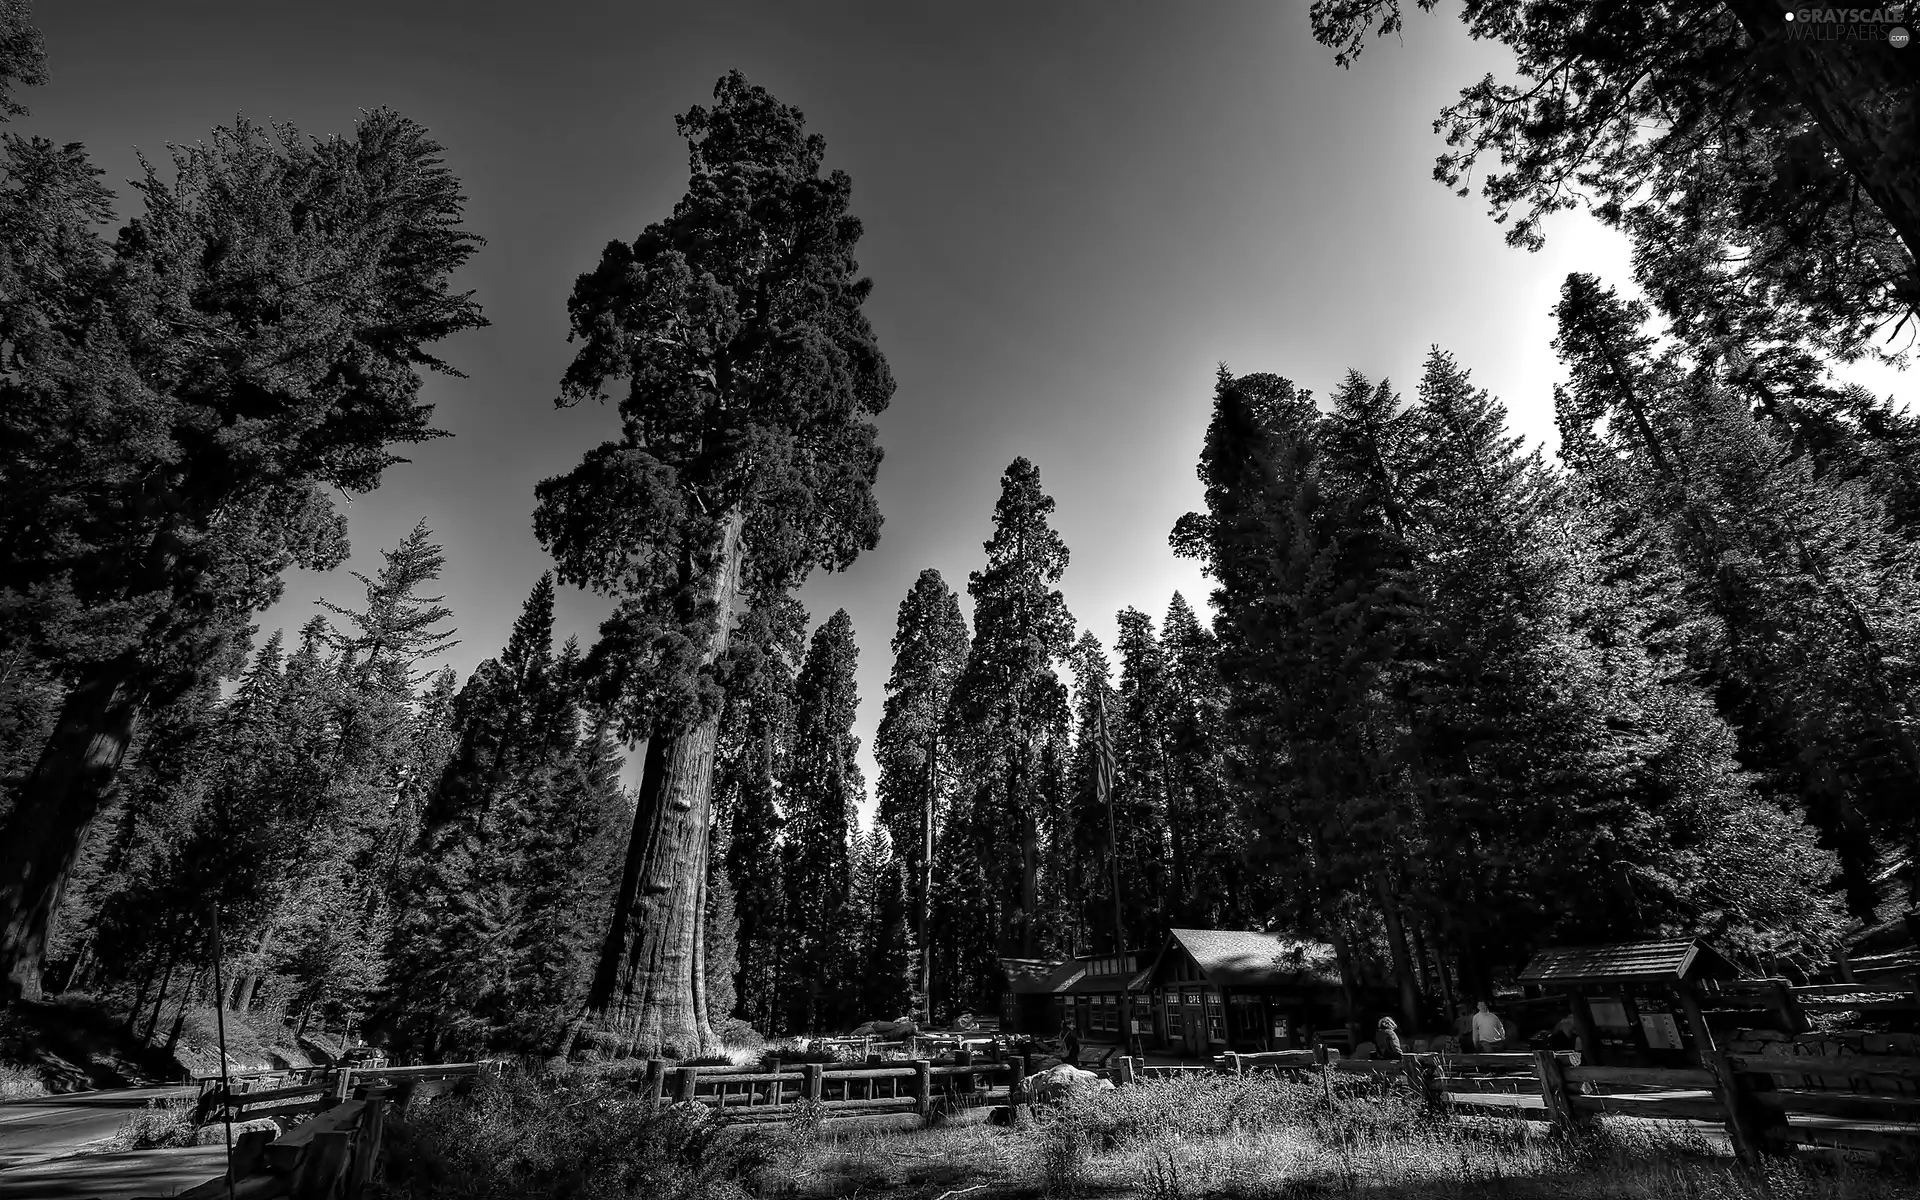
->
xmin=1000 ymin=957 xmax=1068 ymax=995
xmin=1150 ymin=928 xmax=1343 ymax=989
xmin=1516 ymin=939 xmax=1742 ymax=986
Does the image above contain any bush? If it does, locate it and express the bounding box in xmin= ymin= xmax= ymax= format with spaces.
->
xmin=372 ymin=1064 xmax=791 ymax=1200
xmin=712 ymin=1018 xmax=764 ymax=1058
xmin=0 ymin=1063 xmax=47 ymax=1099
xmin=98 ymin=1097 xmax=198 ymax=1152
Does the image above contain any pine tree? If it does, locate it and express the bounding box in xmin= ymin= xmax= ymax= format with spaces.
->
xmin=0 ymin=105 xmax=485 ymax=999
xmin=947 ymin=459 xmax=1076 ymax=966
xmin=873 ymin=569 xmax=970 ymax=1020
xmin=1554 ymin=273 xmax=1920 ymax=916
xmin=780 ymin=610 xmax=863 ymax=1034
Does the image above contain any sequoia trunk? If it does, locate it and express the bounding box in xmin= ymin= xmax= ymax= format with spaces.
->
xmin=572 ymin=509 xmax=746 ymax=1059
xmin=0 ymin=657 xmax=145 ymax=1001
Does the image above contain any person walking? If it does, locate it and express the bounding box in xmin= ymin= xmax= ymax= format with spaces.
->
xmin=1471 ymin=1001 xmax=1506 ymax=1052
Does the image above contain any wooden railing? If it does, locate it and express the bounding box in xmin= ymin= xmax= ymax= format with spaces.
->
xmin=635 ymin=1050 xmax=1023 ymax=1122
xmin=182 ymin=1061 xmax=501 ymax=1199
xmin=1126 ymin=1041 xmax=1920 ymax=1163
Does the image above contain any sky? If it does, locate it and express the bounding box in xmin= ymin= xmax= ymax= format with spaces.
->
xmin=27 ymin=1 xmax=1906 ymax=819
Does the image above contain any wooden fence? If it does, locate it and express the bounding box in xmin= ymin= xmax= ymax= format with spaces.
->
xmin=634 ymin=1049 xmax=1023 ymax=1124
xmin=1144 ymin=1041 xmax=1920 ymax=1164
xmin=180 ymin=1062 xmax=498 ymax=1199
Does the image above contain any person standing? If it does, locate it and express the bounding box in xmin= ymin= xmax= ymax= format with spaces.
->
xmin=1060 ymin=1019 xmax=1081 ymax=1068
xmin=1471 ymin=1001 xmax=1506 ymax=1052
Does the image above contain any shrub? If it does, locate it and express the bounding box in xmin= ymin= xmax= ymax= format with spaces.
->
xmin=99 ymin=1097 xmax=198 ymax=1152
xmin=372 ymin=1063 xmax=790 ymax=1200
xmin=0 ymin=1063 xmax=47 ymax=1099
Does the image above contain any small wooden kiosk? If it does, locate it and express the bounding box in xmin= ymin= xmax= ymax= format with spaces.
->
xmin=1517 ymin=938 xmax=1743 ymax=1067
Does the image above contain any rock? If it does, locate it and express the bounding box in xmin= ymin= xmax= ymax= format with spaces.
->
xmin=1021 ymin=1064 xmax=1115 ymax=1106
xmin=194 ymin=1118 xmax=279 ymax=1145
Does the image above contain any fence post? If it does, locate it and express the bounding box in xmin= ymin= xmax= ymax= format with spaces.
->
xmin=1532 ymin=1050 xmax=1578 ymax=1129
xmin=1118 ymin=1056 xmax=1137 ymax=1087
xmin=1769 ymin=982 xmax=1810 ymax=1036
xmin=804 ymin=1062 xmax=824 ymax=1103
xmin=332 ymin=1068 xmax=354 ymax=1104
xmin=644 ymin=1059 xmax=666 ymax=1111
xmin=346 ymin=1095 xmax=386 ymax=1200
xmin=1226 ymin=1051 xmax=1242 ymax=1076
xmin=915 ymin=1059 xmax=933 ymax=1117
xmin=1678 ymin=986 xmax=1767 ymax=1165
xmin=1313 ymin=1042 xmax=1329 ymax=1067
xmin=679 ymin=1065 xmax=701 ymax=1104
xmin=292 ymin=1129 xmax=353 ymax=1200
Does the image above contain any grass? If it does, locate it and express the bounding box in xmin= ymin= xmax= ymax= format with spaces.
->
xmin=0 ymin=1062 xmax=48 ymax=1099
xmin=93 ymin=1096 xmax=199 ymax=1152
xmin=367 ymin=1065 xmax=1920 ymax=1200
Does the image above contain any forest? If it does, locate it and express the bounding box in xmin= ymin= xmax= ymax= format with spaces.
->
xmin=1 ymin=0 xmax=1917 ymax=1075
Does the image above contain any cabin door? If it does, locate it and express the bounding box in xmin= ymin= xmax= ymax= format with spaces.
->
xmin=1180 ymin=990 xmax=1205 ymax=1055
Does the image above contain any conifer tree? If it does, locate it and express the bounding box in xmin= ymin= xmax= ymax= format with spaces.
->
xmin=1554 ymin=273 xmax=1920 ymax=915
xmin=874 ymin=569 xmax=970 ymax=1019
xmin=536 ymin=72 xmax=891 ymax=1056
xmin=780 ymin=610 xmax=863 ymax=1033
xmin=0 ymin=104 xmax=486 ymax=999
xmin=947 ymin=459 xmax=1075 ymax=962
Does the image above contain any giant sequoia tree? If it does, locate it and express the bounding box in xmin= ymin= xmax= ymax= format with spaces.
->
xmin=536 ymin=72 xmax=891 ymax=1056
xmin=0 ymin=102 xmax=485 ymax=999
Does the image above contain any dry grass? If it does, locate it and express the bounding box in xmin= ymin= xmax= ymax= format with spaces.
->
xmin=91 ymin=1095 xmax=199 ymax=1152
xmin=369 ymin=1064 xmax=1920 ymax=1200
xmin=0 ymin=1062 xmax=48 ymax=1099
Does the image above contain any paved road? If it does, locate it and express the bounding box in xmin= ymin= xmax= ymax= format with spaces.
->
xmin=0 ymin=1087 xmax=221 ymax=1200
xmin=0 ymin=1143 xmax=227 ymax=1199
xmin=0 ymin=1086 xmax=195 ymax=1168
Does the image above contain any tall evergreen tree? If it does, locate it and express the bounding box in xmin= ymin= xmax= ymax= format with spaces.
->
xmin=536 ymin=72 xmax=891 ymax=1057
xmin=946 ymin=459 xmax=1075 ymax=964
xmin=873 ymin=569 xmax=970 ymax=1019
xmin=780 ymin=610 xmax=863 ymax=1034
xmin=1554 ymin=273 xmax=1920 ymax=915
xmin=0 ymin=104 xmax=485 ymax=999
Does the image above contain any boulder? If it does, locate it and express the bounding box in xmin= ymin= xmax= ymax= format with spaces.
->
xmin=1021 ymin=1063 xmax=1115 ymax=1106
xmin=194 ymin=1118 xmax=279 ymax=1145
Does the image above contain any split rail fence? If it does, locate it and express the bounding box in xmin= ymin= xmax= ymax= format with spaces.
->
xmin=1135 ymin=1039 xmax=1920 ymax=1164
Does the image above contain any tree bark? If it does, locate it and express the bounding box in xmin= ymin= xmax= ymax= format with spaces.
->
xmin=580 ymin=508 xmax=745 ymax=1058
xmin=1376 ymin=869 xmax=1423 ymax=1031
xmin=921 ymin=730 xmax=935 ymax=1022
xmin=0 ymin=657 xmax=144 ymax=1001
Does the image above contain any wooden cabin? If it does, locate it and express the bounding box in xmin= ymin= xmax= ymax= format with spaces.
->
xmin=1132 ymin=929 xmax=1359 ymax=1056
xmin=1516 ymin=938 xmax=1743 ymax=1068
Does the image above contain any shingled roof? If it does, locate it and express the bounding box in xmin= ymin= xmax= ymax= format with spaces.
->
xmin=1000 ymin=957 xmax=1083 ymax=995
xmin=1159 ymin=929 xmax=1343 ymax=988
xmin=1517 ymin=939 xmax=1741 ymax=986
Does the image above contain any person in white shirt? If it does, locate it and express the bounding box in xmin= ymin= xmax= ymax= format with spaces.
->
xmin=1471 ymin=1001 xmax=1506 ymax=1051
